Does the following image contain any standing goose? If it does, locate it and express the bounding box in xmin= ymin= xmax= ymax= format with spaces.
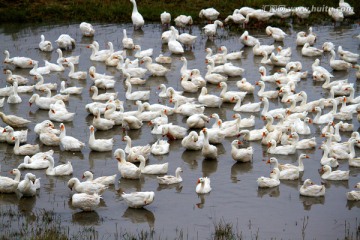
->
xmin=168 ymin=26 xmax=184 ymax=54
xmin=203 ymin=20 xmax=223 ymax=39
xmin=199 ymin=8 xmax=220 ymax=23
xmin=130 ymin=0 xmax=144 ymax=30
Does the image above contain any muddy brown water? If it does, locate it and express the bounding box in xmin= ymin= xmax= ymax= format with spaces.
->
xmin=0 ymin=21 xmax=359 ymax=239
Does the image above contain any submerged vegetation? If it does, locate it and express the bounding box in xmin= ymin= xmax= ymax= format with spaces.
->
xmin=0 ymin=207 xmax=358 ymax=240
xmin=0 ymin=0 xmax=358 ymax=24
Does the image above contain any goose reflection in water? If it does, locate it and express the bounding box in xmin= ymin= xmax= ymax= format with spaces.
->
xmin=72 ymin=211 xmax=100 ymax=225
xmin=299 ymin=195 xmax=325 ymax=211
xmin=122 ymin=207 xmax=155 ymax=231
xmin=257 ymin=186 xmax=280 ymax=198
xmin=231 ymin=162 xmax=253 ymax=183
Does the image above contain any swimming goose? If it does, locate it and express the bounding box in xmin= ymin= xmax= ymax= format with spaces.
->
xmin=59 ymin=123 xmax=85 ymax=151
xmin=71 ymin=193 xmax=101 ymax=212
xmin=256 ymin=81 xmax=278 ymax=99
xmin=82 ymin=171 xmax=116 ymax=186
xmin=133 ymin=45 xmax=153 ymax=58
xmin=151 ymin=139 xmax=170 ymax=155
xmin=79 ymin=22 xmax=95 ymax=36
xmin=161 ymin=124 xmax=187 ymax=140
xmin=7 ymin=82 xmax=22 ymax=104
xmin=68 ymin=177 xmax=107 ymax=195
xmin=122 ymin=135 xmax=151 ymax=160
xmin=347 ymin=183 xmax=360 ymax=201
xmin=56 ymin=48 xmax=79 ymax=65
xmin=233 ymin=96 xmax=261 ymax=112
xmin=140 ymin=56 xmax=169 ymax=76
xmin=319 ymin=165 xmax=349 ymax=181
xmin=267 ymin=139 xmax=296 ymax=155
xmin=312 ymin=106 xmax=334 ymax=124
xmin=201 ymin=128 xmax=218 ymax=159
xmin=130 ymin=0 xmax=144 ymax=30
xmin=44 ymin=57 xmax=65 ymax=72
xmin=302 ymin=43 xmax=323 ymax=57
xmin=240 ymin=31 xmax=260 ymax=47
xmin=55 ymin=34 xmax=75 ymax=50
xmin=114 ymin=148 xmax=141 ymax=179
xmin=44 ymin=155 xmax=73 ymax=176
xmin=181 ymin=131 xmax=203 ymax=150
xmin=0 ymin=169 xmax=21 ymax=193
xmin=288 ymin=132 xmax=316 ymax=149
xmin=186 ymin=113 xmax=209 ymax=128
xmin=88 ymin=125 xmax=113 ymax=152
xmin=60 ymin=81 xmax=83 ymax=95
xmin=180 ymin=74 xmax=200 ymax=93
xmin=337 ymin=46 xmax=359 ymax=63
xmin=122 ymin=29 xmax=134 ymax=49
xmin=13 ymin=136 xmax=39 ymax=156
xmin=155 ymin=54 xmax=172 ymax=64
xmin=90 ymin=86 xmax=118 ymax=101
xmin=257 ymin=168 xmax=280 ymax=188
xmin=253 ymin=42 xmax=275 ymax=56
xmin=121 ymin=191 xmax=155 ymax=208
xmin=92 ymin=108 xmax=115 ymax=131
xmin=39 ymin=34 xmax=53 ymax=52
xmin=231 ymin=140 xmax=253 ymax=162
xmin=29 ymin=61 xmax=51 ymax=75
xmin=198 ymin=87 xmax=223 ymax=107
xmin=3 ymin=50 xmax=37 ymax=68
xmin=300 ymin=179 xmax=326 ymax=197
xmin=266 ymin=26 xmax=287 ymax=41
xmin=157 ymin=167 xmax=183 ymax=185
xmin=236 ymin=78 xmax=255 ymax=93
xmin=267 ymin=157 xmax=300 ymax=180
xmin=17 ymin=173 xmax=39 ymax=197
xmin=2 ymin=125 xmax=27 ymax=144
xmin=125 ymin=80 xmax=150 ymax=101
xmin=49 ymin=103 xmax=75 ymax=122
xmin=196 ymin=177 xmax=212 ymax=194
xmin=138 ymin=155 xmax=168 ymax=175
xmin=4 ymin=69 xmax=28 ymax=85
xmin=86 ymin=43 xmax=112 ymax=62
xmin=329 ymin=50 xmax=352 ymax=71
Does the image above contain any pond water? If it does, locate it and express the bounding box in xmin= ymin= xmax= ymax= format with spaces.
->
xmin=0 ymin=20 xmax=359 ymax=239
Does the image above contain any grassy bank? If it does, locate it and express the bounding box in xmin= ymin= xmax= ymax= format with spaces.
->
xmin=0 ymin=0 xmax=358 ymax=24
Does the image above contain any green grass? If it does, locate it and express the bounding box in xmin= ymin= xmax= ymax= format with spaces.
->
xmin=0 ymin=0 xmax=358 ymax=24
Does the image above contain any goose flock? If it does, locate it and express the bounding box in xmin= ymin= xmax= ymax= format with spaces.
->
xmin=0 ymin=0 xmax=359 ymax=235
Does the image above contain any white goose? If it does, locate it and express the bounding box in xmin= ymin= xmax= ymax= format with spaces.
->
xmin=29 ymin=61 xmax=51 ymax=75
xmin=71 ymin=193 xmax=101 ymax=212
xmin=168 ymin=26 xmax=184 ymax=54
xmin=181 ymin=131 xmax=203 ymax=150
xmin=302 ymin=43 xmax=323 ymax=57
xmin=203 ymin=20 xmax=223 ymax=38
xmin=55 ymin=34 xmax=75 ymax=50
xmin=90 ymin=86 xmax=118 ymax=101
xmin=39 ymin=34 xmax=53 ymax=52
xmin=130 ymin=0 xmax=145 ymax=30
xmin=114 ymin=149 xmax=141 ymax=179
xmin=300 ymin=179 xmax=326 ymax=197
xmin=157 ymin=167 xmax=183 ymax=185
xmin=198 ymin=87 xmax=223 ymax=107
xmin=88 ymin=125 xmax=114 ymax=152
xmin=92 ymin=108 xmax=115 ymax=131
xmin=337 ymin=46 xmax=359 ymax=63
xmin=199 ymin=8 xmax=220 ymax=22
xmin=174 ymin=15 xmax=193 ymax=29
xmin=347 ymin=183 xmax=360 ymax=201
xmin=68 ymin=177 xmax=107 ymax=195
xmin=151 ymin=139 xmax=170 ymax=155
xmin=265 ymin=26 xmax=287 ymax=41
xmin=4 ymin=69 xmax=29 ymax=85
xmin=60 ymin=81 xmax=83 ymax=95
xmin=82 ymin=171 xmax=116 ymax=186
xmin=267 ymin=157 xmax=299 ymax=180
xmin=257 ymin=168 xmax=280 ymax=188
xmin=140 ymin=56 xmax=169 ymax=76
xmin=312 ymin=106 xmax=334 ymax=124
xmin=66 ymin=61 xmax=87 ymax=79
xmin=121 ymin=191 xmax=155 ymax=208
xmin=256 ymin=81 xmax=278 ymax=99
xmin=79 ymin=22 xmax=95 ymax=36
xmin=319 ymin=165 xmax=349 ymax=180
xmin=253 ymin=42 xmax=275 ymax=56
xmin=44 ymin=155 xmax=73 ymax=176
xmin=267 ymin=139 xmax=296 ymax=155
xmin=218 ymin=82 xmax=246 ymax=103
xmin=3 ymin=50 xmax=37 ymax=68
xmin=330 ymin=50 xmax=352 ymax=71
xmin=13 ymin=136 xmax=39 ymax=156
xmin=160 ymin=11 xmax=171 ymax=26
xmin=44 ymin=57 xmax=64 ymax=72
xmin=133 ymin=45 xmax=153 ymax=58
xmin=122 ymin=135 xmax=151 ymax=160
xmin=240 ymin=31 xmax=260 ymax=47
xmin=201 ymin=128 xmax=218 ymax=159
xmin=0 ymin=169 xmax=21 ymax=193
xmin=59 ymin=123 xmax=85 ymax=151
xmin=7 ymin=82 xmax=22 ymax=104
xmin=122 ymin=29 xmax=134 ymax=49
xmin=196 ymin=177 xmax=212 ymax=194
xmin=236 ymin=78 xmax=255 ymax=93
xmin=231 ymin=140 xmax=253 ymax=162
xmin=233 ymin=96 xmax=261 ymax=112
xmin=86 ymin=43 xmax=112 ymax=62
xmin=125 ymin=80 xmax=150 ymax=101
xmin=17 ymin=173 xmax=39 ymax=197
xmin=138 ymin=155 xmax=168 ymax=175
